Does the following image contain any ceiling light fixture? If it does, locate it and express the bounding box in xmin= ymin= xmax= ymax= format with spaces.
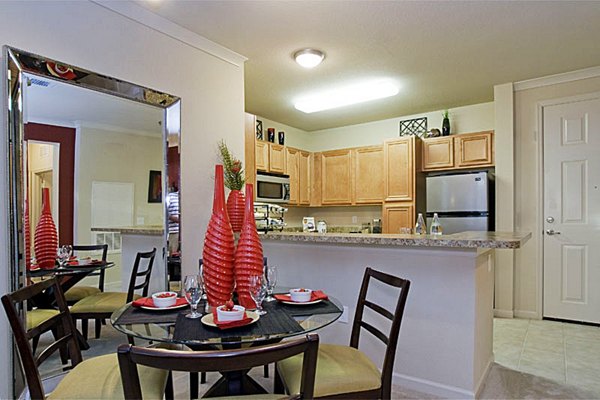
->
xmin=294 ymin=79 xmax=399 ymax=114
xmin=294 ymin=48 xmax=325 ymax=69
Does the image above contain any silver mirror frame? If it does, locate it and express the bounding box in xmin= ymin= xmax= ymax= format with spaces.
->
xmin=4 ymin=46 xmax=181 ymax=296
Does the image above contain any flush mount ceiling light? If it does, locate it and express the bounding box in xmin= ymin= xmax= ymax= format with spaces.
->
xmin=294 ymin=79 xmax=399 ymax=114
xmin=294 ymin=48 xmax=325 ymax=69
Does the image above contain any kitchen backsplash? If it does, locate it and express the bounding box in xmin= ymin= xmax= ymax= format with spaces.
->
xmin=285 ymin=205 xmax=382 ymax=228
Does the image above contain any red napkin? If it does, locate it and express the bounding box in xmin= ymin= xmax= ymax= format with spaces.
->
xmin=211 ymin=309 xmax=253 ymax=330
xmin=132 ymin=297 xmax=188 ymax=308
xmin=67 ymin=258 xmax=101 ymax=266
xmin=275 ymin=290 xmax=328 ymax=303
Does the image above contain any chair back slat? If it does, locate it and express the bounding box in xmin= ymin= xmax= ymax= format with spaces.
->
xmin=363 ymin=299 xmax=395 ymax=321
xmin=349 ymin=267 xmax=410 ymax=399
xmin=126 ymin=248 xmax=156 ymax=302
xmin=1 ymin=277 xmax=83 ymax=400
xmin=118 ymin=334 xmax=319 ymax=399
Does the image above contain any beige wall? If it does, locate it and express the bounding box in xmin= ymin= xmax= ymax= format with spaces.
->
xmin=0 ymin=2 xmax=245 ymax=397
xmin=286 ymin=205 xmax=382 ymax=228
xmin=512 ymin=75 xmax=600 ymax=318
xmin=256 ymin=116 xmax=313 ymax=149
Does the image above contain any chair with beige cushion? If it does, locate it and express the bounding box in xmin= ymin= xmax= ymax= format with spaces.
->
xmin=118 ymin=334 xmax=320 ymax=400
xmin=276 ymin=267 xmax=411 ymax=399
xmin=64 ymin=244 xmax=109 ymax=304
xmin=1 ymin=277 xmax=170 ymax=400
xmin=70 ymin=248 xmax=156 ymax=340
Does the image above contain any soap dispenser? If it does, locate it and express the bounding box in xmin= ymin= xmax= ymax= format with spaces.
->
xmin=430 ymin=213 xmax=442 ymax=235
xmin=415 ymin=213 xmax=426 ymax=235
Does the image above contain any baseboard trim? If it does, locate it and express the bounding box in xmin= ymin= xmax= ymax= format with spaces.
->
xmin=494 ymin=309 xmax=514 ymax=318
xmin=514 ymin=310 xmax=539 ymax=319
xmin=475 ymin=355 xmax=494 ymax=398
xmin=392 ymin=372 xmax=475 ymax=399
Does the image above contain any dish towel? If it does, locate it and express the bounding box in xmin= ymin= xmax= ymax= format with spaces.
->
xmin=132 ymin=297 xmax=188 ymax=308
xmin=274 ymin=290 xmax=329 ymax=303
xmin=211 ymin=309 xmax=253 ymax=329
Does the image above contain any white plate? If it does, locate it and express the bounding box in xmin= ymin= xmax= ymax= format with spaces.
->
xmin=140 ymin=303 xmax=189 ymax=311
xmin=279 ymin=297 xmax=323 ymax=306
xmin=201 ymin=310 xmax=260 ymax=327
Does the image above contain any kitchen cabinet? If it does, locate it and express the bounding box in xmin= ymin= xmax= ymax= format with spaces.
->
xmin=286 ymin=147 xmax=299 ymax=204
xmin=269 ymin=143 xmax=286 ymax=174
xmin=321 ymin=149 xmax=353 ymax=205
xmin=298 ymin=151 xmax=311 ymax=205
xmin=384 ymin=137 xmax=414 ymax=202
xmin=354 ymin=145 xmax=384 ymax=204
xmin=422 ymin=131 xmax=494 ymax=171
xmin=255 ymin=141 xmax=269 ymax=172
xmin=382 ymin=203 xmax=414 ymax=234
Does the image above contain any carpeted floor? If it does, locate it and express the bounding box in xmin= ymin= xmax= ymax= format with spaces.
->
xmin=35 ymin=323 xmax=598 ymax=399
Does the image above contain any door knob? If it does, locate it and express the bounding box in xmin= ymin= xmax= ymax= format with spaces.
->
xmin=546 ymin=216 xmax=555 ymax=223
xmin=545 ymin=229 xmax=561 ymax=235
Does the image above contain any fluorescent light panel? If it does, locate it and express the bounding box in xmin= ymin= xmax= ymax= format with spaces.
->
xmin=295 ymin=80 xmax=399 ymax=114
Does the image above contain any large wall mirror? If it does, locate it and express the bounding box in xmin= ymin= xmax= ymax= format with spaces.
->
xmin=5 ymin=47 xmax=181 ymax=383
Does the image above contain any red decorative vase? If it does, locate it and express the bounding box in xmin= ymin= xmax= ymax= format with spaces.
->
xmin=34 ymin=188 xmax=58 ymax=270
xmin=226 ymin=189 xmax=245 ymax=233
xmin=202 ymin=165 xmax=235 ymax=307
xmin=234 ymin=184 xmax=264 ymax=309
xmin=24 ymin=199 xmax=31 ymax=271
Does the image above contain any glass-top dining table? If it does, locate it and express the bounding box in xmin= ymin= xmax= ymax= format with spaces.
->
xmin=110 ymin=290 xmax=343 ymax=397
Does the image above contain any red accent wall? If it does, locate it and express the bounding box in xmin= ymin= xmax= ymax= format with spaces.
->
xmin=167 ymin=146 xmax=180 ymax=190
xmin=24 ymin=123 xmax=75 ymax=245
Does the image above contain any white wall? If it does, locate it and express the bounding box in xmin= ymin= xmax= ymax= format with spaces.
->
xmin=0 ymin=1 xmax=245 ymax=397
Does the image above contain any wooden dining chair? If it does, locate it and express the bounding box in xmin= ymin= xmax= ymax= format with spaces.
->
xmin=118 ymin=334 xmax=319 ymax=400
xmin=64 ymin=244 xmax=109 ymax=305
xmin=276 ymin=267 xmax=411 ymax=399
xmin=70 ymin=248 xmax=156 ymax=340
xmin=2 ymin=277 xmax=170 ymax=400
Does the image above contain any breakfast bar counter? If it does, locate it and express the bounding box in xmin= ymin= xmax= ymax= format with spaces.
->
xmin=260 ymin=231 xmax=530 ymax=398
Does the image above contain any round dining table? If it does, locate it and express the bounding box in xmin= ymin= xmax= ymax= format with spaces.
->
xmin=111 ymin=290 xmax=343 ymax=397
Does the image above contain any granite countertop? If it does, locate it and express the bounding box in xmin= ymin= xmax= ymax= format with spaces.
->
xmin=261 ymin=231 xmax=531 ymax=249
xmin=91 ymin=226 xmax=164 ymax=235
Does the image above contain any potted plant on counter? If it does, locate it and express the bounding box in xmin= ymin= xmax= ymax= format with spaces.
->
xmin=218 ymin=140 xmax=245 ymax=233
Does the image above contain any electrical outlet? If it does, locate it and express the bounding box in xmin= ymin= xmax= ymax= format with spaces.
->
xmin=339 ymin=306 xmax=349 ymax=323
xmin=352 ymin=216 xmax=358 ymax=223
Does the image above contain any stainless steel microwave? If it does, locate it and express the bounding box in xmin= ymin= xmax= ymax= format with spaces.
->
xmin=255 ymin=172 xmax=290 ymax=203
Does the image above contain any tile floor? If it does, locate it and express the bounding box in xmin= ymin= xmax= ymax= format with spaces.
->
xmin=494 ymin=317 xmax=600 ymax=397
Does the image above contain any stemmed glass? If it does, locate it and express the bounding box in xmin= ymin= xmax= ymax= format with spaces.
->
xmin=264 ymin=265 xmax=278 ymax=302
xmin=249 ymin=274 xmax=268 ymax=315
xmin=183 ymin=274 xmax=203 ymax=319
xmin=57 ymin=245 xmax=73 ymax=268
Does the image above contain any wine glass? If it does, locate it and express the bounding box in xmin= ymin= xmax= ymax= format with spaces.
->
xmin=183 ymin=275 xmax=202 ymax=319
xmin=249 ymin=274 xmax=268 ymax=315
xmin=264 ymin=265 xmax=278 ymax=302
xmin=57 ymin=245 xmax=72 ymax=268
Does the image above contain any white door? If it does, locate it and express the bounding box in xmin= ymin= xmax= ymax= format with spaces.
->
xmin=543 ymin=96 xmax=600 ymax=323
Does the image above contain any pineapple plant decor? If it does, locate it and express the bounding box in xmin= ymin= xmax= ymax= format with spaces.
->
xmin=218 ymin=140 xmax=246 ymax=233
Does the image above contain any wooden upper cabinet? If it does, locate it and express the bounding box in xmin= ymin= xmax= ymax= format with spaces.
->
xmin=311 ymin=153 xmax=322 ymax=206
xmin=321 ymin=149 xmax=353 ymax=205
xmin=354 ymin=145 xmax=384 ymax=204
xmin=269 ymin=144 xmax=286 ymax=174
xmin=422 ymin=136 xmax=454 ymax=171
xmin=298 ymin=151 xmax=311 ymax=205
xmin=382 ymin=203 xmax=414 ymax=234
xmin=455 ymin=131 xmax=494 ymax=167
xmin=286 ymin=147 xmax=299 ymax=204
xmin=384 ymin=137 xmax=414 ymax=202
xmin=255 ymin=141 xmax=269 ymax=172
xmin=421 ymin=131 xmax=494 ymax=171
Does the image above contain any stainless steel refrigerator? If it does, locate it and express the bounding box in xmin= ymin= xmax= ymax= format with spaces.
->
xmin=426 ymin=171 xmax=494 ymax=234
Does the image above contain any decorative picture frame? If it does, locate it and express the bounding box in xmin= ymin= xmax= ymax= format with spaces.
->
xmin=256 ymin=119 xmax=263 ymax=140
xmin=399 ymin=117 xmax=427 ymax=137
xmin=147 ymin=170 xmax=162 ymax=203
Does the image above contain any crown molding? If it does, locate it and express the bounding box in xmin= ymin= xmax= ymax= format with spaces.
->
xmin=91 ymin=0 xmax=247 ymax=67
xmin=514 ymin=65 xmax=600 ymax=92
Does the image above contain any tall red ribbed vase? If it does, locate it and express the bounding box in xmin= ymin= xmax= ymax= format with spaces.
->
xmin=202 ymin=165 xmax=235 ymax=307
xmin=226 ymin=189 xmax=245 ymax=233
xmin=234 ymin=184 xmax=264 ymax=309
xmin=24 ymin=199 xmax=31 ymax=270
xmin=34 ymin=188 xmax=58 ymax=270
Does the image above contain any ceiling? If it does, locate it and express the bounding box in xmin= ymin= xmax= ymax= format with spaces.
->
xmin=136 ymin=1 xmax=600 ymax=132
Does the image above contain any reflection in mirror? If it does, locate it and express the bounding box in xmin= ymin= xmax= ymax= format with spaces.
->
xmin=5 ymin=47 xmax=180 ymax=385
